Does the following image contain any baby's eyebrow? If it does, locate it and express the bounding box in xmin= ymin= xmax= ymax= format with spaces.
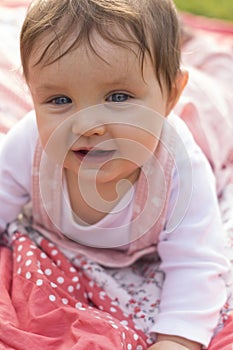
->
xmin=100 ymin=80 xmax=130 ymax=88
xmin=34 ymin=83 xmax=62 ymax=91
xmin=30 ymin=83 xmax=66 ymax=96
xmin=98 ymin=73 xmax=142 ymax=88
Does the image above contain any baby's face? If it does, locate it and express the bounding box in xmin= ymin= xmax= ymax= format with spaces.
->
xmin=27 ymin=31 xmax=171 ymax=188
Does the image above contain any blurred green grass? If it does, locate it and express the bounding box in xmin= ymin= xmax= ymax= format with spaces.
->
xmin=174 ymin=0 xmax=233 ymax=22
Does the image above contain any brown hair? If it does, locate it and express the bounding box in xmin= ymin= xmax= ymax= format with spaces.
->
xmin=20 ymin=0 xmax=181 ymax=94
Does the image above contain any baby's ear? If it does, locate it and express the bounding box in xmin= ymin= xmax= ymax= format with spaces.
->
xmin=165 ymin=69 xmax=189 ymax=116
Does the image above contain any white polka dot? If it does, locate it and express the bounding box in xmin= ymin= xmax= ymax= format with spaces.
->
xmin=25 ymin=259 xmax=32 ymax=267
xmin=69 ymin=267 xmax=76 ymax=273
xmin=17 ymin=255 xmax=22 ymax=263
xmin=19 ymin=237 xmax=26 ymax=242
xmin=57 ymin=260 xmax=61 ymax=266
xmin=30 ymin=245 xmax=36 ymax=250
xmin=17 ymin=267 xmax=22 ymax=275
xmin=76 ymin=283 xmax=81 ymax=290
xmin=75 ymin=302 xmax=86 ymax=310
xmin=99 ymin=305 xmax=104 ymax=310
xmin=72 ymin=276 xmax=79 ymax=282
xmin=51 ymin=282 xmax=57 ymax=288
xmin=121 ymin=320 xmax=129 ymax=329
xmin=75 ymin=302 xmax=82 ymax=308
xmin=89 ymin=281 xmax=94 ymax=288
xmin=99 ymin=291 xmax=106 ymax=300
xmin=57 ymin=276 xmax=64 ymax=284
xmin=109 ymin=320 xmax=116 ymax=324
xmin=62 ymin=298 xmax=68 ymax=305
xmin=40 ymin=252 xmax=47 ymax=259
xmin=36 ymin=279 xmax=43 ymax=286
xmin=17 ymin=245 xmax=23 ymax=252
xmin=45 ymin=268 xmax=52 ymax=276
xmin=133 ymin=334 xmax=139 ymax=341
xmin=37 ymin=269 xmax=43 ymax=275
xmin=146 ymin=338 xmax=153 ymax=345
xmin=110 ymin=307 xmax=117 ymax=313
xmin=49 ymin=294 xmax=56 ymax=302
xmin=127 ymin=344 xmax=132 ymax=350
xmin=26 ymin=272 xmax=31 ymax=279
xmin=110 ymin=323 xmax=119 ymax=329
xmin=122 ymin=332 xmax=126 ymax=340
xmin=51 ymin=249 xmax=58 ymax=256
xmin=88 ymin=292 xmax=93 ymax=299
xmin=106 ymin=315 xmax=113 ymax=319
xmin=68 ymin=285 xmax=74 ymax=293
xmin=26 ymin=251 xmax=34 ymax=257
xmin=136 ymin=346 xmax=143 ymax=350
xmin=48 ymin=243 xmax=54 ymax=248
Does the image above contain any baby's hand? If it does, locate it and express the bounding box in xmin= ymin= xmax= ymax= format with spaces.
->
xmin=148 ymin=335 xmax=201 ymax=350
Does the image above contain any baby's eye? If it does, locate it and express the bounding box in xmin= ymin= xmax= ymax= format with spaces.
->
xmin=107 ymin=93 xmax=131 ymax=103
xmin=49 ymin=96 xmax=72 ymax=105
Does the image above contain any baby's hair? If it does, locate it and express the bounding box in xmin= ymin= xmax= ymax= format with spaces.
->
xmin=20 ymin=0 xmax=181 ymax=94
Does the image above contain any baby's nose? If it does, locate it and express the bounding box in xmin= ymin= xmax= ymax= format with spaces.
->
xmin=72 ymin=120 xmax=107 ymax=137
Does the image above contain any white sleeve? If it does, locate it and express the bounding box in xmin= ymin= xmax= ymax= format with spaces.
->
xmin=0 ymin=111 xmax=37 ymax=232
xmin=151 ymin=116 xmax=230 ymax=347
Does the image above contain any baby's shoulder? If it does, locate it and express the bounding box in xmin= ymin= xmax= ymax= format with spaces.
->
xmin=167 ymin=112 xmax=199 ymax=154
xmin=10 ymin=110 xmax=37 ymax=137
xmin=3 ymin=110 xmax=37 ymax=141
xmin=0 ymin=110 xmax=38 ymax=162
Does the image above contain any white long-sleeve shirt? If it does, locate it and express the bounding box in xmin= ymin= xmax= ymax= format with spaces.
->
xmin=0 ymin=111 xmax=230 ymax=347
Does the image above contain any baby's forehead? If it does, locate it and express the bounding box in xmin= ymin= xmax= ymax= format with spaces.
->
xmin=27 ymin=29 xmax=159 ymax=97
xmin=28 ymin=25 xmax=145 ymax=72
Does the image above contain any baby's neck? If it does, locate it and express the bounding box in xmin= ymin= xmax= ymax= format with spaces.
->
xmin=65 ymin=168 xmax=140 ymax=226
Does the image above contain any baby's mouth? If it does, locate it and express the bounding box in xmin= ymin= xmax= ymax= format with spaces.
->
xmin=73 ymin=148 xmax=116 ymax=163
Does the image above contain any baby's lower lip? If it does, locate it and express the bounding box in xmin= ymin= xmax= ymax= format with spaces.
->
xmin=73 ymin=149 xmax=116 ymax=163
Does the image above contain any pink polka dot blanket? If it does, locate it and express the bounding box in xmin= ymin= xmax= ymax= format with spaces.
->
xmin=0 ymin=229 xmax=148 ymax=350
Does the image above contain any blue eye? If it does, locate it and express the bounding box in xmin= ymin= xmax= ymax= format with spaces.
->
xmin=108 ymin=93 xmax=130 ymax=103
xmin=50 ymin=96 xmax=72 ymax=105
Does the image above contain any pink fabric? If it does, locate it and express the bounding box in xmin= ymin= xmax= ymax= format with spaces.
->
xmin=0 ymin=231 xmax=147 ymax=349
xmin=174 ymin=65 xmax=233 ymax=193
xmin=181 ymin=12 xmax=233 ymax=38
xmin=174 ymin=22 xmax=233 ymax=193
xmin=0 ymin=0 xmax=29 ymax=7
xmin=0 ymin=4 xmax=32 ymax=133
xmin=209 ymin=314 xmax=233 ymax=350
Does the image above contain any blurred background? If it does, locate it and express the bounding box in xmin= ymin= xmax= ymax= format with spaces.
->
xmin=174 ymin=0 xmax=233 ymax=22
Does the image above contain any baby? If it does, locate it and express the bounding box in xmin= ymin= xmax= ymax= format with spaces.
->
xmin=0 ymin=0 xmax=230 ymax=349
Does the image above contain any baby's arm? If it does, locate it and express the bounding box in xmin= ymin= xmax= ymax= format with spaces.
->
xmin=149 ymin=116 xmax=230 ymax=348
xmin=148 ymin=335 xmax=201 ymax=350
xmin=0 ymin=112 xmax=36 ymax=231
